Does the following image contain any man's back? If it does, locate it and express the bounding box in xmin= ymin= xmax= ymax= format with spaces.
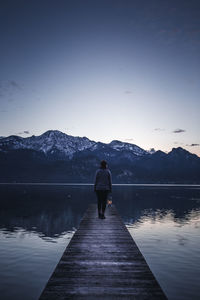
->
xmin=94 ymin=168 xmax=112 ymax=191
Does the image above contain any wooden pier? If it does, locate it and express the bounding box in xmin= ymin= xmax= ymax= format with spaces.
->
xmin=39 ymin=204 xmax=167 ymax=299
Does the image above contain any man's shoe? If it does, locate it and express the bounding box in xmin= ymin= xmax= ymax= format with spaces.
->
xmin=101 ymin=214 xmax=106 ymax=219
xmin=98 ymin=213 xmax=102 ymax=218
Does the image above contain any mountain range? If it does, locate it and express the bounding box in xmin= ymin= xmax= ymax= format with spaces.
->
xmin=0 ymin=130 xmax=200 ymax=183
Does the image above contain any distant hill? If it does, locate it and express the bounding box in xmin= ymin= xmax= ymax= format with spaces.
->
xmin=0 ymin=130 xmax=200 ymax=183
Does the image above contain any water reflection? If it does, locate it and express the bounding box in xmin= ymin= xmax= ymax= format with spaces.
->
xmin=0 ymin=185 xmax=94 ymax=238
xmin=126 ymin=207 xmax=200 ymax=229
xmin=1 ymin=185 xmax=200 ymax=300
xmin=113 ymin=186 xmax=200 ymax=226
xmin=120 ymin=188 xmax=200 ymax=300
xmin=0 ymin=185 xmax=200 ymax=238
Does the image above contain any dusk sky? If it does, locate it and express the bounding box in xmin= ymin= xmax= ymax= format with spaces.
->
xmin=0 ymin=0 xmax=200 ymax=156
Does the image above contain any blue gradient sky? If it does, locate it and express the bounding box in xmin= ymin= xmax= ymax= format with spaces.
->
xmin=0 ymin=0 xmax=200 ymax=156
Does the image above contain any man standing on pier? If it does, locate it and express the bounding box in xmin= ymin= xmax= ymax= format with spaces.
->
xmin=94 ymin=160 xmax=112 ymax=219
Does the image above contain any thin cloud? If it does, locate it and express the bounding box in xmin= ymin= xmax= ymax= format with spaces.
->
xmin=0 ymin=80 xmax=21 ymax=91
xmin=17 ymin=130 xmax=30 ymax=135
xmin=186 ymin=143 xmax=200 ymax=147
xmin=174 ymin=141 xmax=184 ymax=145
xmin=9 ymin=80 xmax=21 ymax=90
xmin=154 ymin=128 xmax=165 ymax=131
xmin=124 ymin=90 xmax=132 ymax=94
xmin=0 ymin=80 xmax=22 ymax=100
xmin=173 ymin=129 xmax=186 ymax=133
xmin=124 ymin=138 xmax=134 ymax=142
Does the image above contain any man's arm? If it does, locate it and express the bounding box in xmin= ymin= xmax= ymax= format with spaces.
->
xmin=94 ymin=170 xmax=98 ymax=192
xmin=108 ymin=171 xmax=112 ymax=192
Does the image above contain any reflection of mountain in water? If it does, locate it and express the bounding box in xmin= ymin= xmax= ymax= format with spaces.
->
xmin=0 ymin=185 xmax=93 ymax=238
xmin=1 ymin=208 xmax=78 ymax=238
xmin=0 ymin=185 xmax=200 ymax=238
xmin=113 ymin=186 xmax=200 ymax=225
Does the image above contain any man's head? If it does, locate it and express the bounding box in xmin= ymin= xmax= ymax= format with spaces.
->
xmin=100 ymin=160 xmax=107 ymax=169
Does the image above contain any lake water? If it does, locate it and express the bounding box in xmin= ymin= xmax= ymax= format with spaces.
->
xmin=0 ymin=184 xmax=200 ymax=300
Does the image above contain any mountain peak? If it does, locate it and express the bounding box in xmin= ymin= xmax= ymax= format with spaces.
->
xmin=41 ymin=130 xmax=68 ymax=138
xmin=168 ymin=147 xmax=199 ymax=160
xmin=109 ymin=140 xmax=123 ymax=144
xmin=170 ymin=147 xmax=190 ymax=155
xmin=172 ymin=146 xmax=185 ymax=151
xmin=0 ymin=130 xmax=95 ymax=158
xmin=152 ymin=150 xmax=167 ymax=158
xmin=109 ymin=140 xmax=148 ymax=156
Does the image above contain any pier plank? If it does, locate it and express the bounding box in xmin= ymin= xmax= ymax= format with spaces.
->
xmin=39 ymin=204 xmax=167 ymax=299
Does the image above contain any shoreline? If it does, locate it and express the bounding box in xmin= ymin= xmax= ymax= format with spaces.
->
xmin=0 ymin=182 xmax=200 ymax=187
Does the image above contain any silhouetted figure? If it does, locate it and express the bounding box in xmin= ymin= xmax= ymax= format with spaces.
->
xmin=94 ymin=160 xmax=112 ymax=219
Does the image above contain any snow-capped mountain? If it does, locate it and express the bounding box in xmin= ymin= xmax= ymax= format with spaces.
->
xmin=0 ymin=130 xmax=96 ymax=158
xmin=0 ymin=130 xmax=148 ymax=159
xmin=0 ymin=130 xmax=200 ymax=183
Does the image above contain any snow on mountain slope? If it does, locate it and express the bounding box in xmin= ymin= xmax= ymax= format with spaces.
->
xmin=0 ymin=130 xmax=150 ymax=159
xmin=109 ymin=140 xmax=148 ymax=156
xmin=0 ymin=130 xmax=96 ymax=158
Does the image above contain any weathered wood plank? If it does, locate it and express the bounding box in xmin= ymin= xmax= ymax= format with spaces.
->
xmin=39 ymin=204 xmax=167 ymax=299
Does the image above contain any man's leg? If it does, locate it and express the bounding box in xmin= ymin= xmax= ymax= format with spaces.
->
xmin=96 ymin=191 xmax=102 ymax=217
xmin=102 ymin=191 xmax=108 ymax=217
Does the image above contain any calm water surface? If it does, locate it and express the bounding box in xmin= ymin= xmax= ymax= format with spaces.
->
xmin=0 ymin=184 xmax=200 ymax=300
